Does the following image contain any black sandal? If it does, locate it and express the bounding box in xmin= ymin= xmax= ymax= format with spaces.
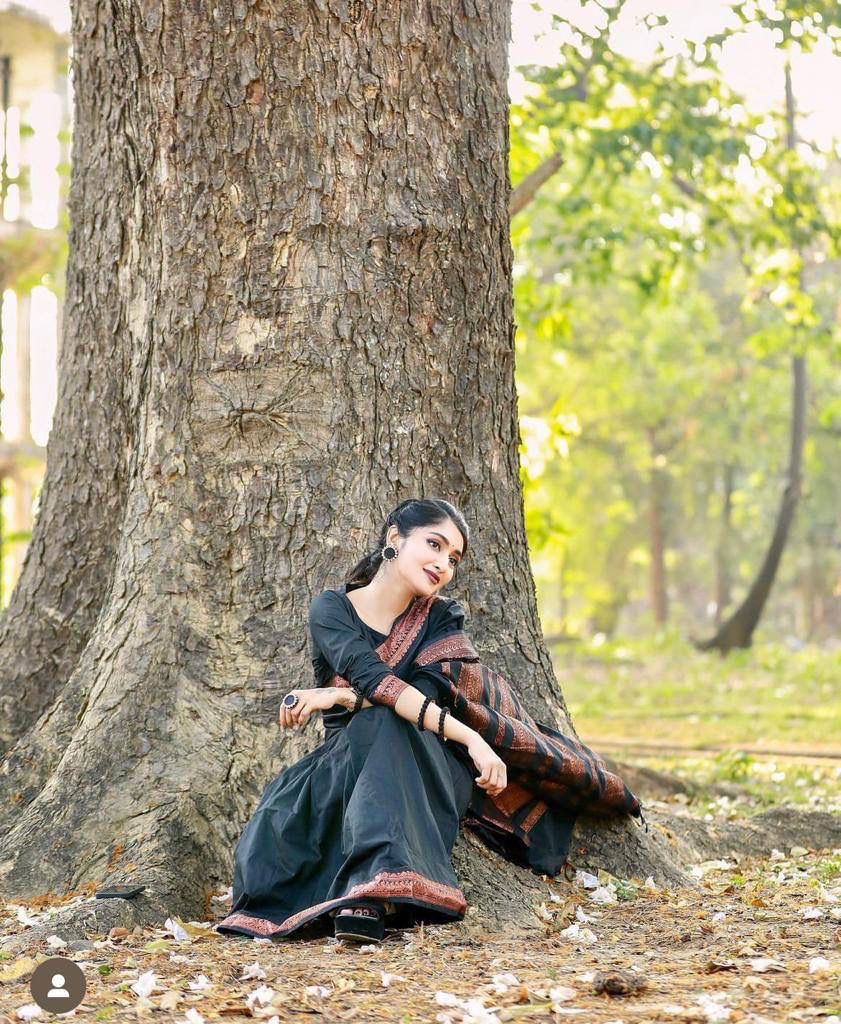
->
xmin=333 ymin=901 xmax=392 ymax=943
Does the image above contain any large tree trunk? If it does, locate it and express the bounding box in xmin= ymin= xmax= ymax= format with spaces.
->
xmin=0 ymin=9 xmax=138 ymax=763
xmin=0 ymin=0 xmax=687 ymax=944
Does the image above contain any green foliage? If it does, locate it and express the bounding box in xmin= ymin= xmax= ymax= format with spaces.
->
xmin=712 ymin=749 xmax=756 ymax=782
xmin=813 ymin=855 xmax=841 ymax=881
xmin=730 ymin=0 xmax=841 ymax=54
xmin=512 ymin=0 xmax=841 ymax=638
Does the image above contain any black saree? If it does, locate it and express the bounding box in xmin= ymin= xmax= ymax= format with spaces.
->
xmin=214 ymin=586 xmax=645 ymax=940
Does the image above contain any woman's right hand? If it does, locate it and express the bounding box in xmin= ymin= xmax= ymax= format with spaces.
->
xmin=466 ymin=735 xmax=507 ymax=797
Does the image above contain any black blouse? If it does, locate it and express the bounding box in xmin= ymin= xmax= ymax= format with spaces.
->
xmin=308 ymin=584 xmax=419 ymax=714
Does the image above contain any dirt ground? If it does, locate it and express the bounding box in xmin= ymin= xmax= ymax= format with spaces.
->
xmin=0 ymin=829 xmax=838 ymax=1024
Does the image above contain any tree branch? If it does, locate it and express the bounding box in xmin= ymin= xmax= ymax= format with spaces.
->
xmin=510 ymin=152 xmax=564 ymax=217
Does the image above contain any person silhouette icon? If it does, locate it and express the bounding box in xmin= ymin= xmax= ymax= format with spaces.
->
xmin=31 ymin=956 xmax=86 ymax=1012
xmin=47 ymin=974 xmax=70 ymax=998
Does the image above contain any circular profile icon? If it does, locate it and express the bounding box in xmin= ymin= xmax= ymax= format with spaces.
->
xmin=30 ymin=956 xmax=86 ymax=1013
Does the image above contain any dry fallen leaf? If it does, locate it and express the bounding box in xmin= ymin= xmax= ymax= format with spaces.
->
xmin=0 ymin=957 xmax=40 ymax=983
xmin=748 ymin=958 xmax=786 ymax=973
xmin=592 ymin=968 xmax=647 ymax=996
xmin=159 ymin=990 xmax=181 ymax=1010
xmin=706 ymin=959 xmax=739 ymax=973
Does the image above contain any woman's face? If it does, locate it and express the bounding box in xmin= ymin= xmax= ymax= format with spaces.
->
xmin=387 ymin=519 xmax=464 ymax=596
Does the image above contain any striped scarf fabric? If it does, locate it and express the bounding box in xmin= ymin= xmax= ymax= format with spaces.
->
xmin=410 ymin=627 xmax=648 ymax=874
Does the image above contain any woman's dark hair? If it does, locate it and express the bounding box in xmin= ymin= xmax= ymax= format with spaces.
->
xmin=345 ymin=498 xmax=470 ymax=589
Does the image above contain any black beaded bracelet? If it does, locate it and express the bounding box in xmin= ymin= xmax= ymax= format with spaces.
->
xmin=352 ymin=688 xmax=364 ymax=714
xmin=437 ymin=706 xmax=449 ymax=741
xmin=417 ymin=695 xmax=433 ymax=731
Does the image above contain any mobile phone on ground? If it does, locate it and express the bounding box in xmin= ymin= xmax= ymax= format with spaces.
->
xmin=94 ymin=884 xmax=146 ymax=900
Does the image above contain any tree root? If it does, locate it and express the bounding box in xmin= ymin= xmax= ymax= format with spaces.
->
xmin=649 ymin=805 xmax=841 ymax=863
xmin=0 ymin=893 xmax=170 ymax=956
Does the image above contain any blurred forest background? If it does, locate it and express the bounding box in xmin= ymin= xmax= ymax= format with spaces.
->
xmin=1 ymin=1 xmax=839 ymax=798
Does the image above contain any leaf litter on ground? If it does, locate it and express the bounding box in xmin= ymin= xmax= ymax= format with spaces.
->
xmin=0 ymin=830 xmax=838 ymax=1022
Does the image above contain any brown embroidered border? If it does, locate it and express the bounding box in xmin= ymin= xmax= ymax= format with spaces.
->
xmin=415 ymin=631 xmax=478 ymax=666
xmin=369 ymin=673 xmax=408 ymax=707
xmin=377 ymin=595 xmax=439 ymax=667
xmin=214 ymin=868 xmax=466 ymax=938
xmin=521 ymin=798 xmax=549 ymax=833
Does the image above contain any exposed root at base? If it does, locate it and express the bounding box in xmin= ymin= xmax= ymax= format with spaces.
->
xmin=0 ymin=894 xmax=170 ymax=955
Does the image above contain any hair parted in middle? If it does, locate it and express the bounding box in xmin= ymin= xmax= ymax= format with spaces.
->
xmin=344 ymin=498 xmax=469 ymax=589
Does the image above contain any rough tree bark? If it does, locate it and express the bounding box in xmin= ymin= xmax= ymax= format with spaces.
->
xmin=2 ymin=0 xmax=700 ymax=945
xmin=0 ymin=70 xmax=134 ymax=759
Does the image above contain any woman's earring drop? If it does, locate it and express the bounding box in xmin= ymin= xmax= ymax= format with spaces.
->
xmin=381 ymin=544 xmax=398 ymax=561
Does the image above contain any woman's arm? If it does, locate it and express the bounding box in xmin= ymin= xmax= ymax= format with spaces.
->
xmin=309 ymin=592 xmax=410 ymax=708
xmin=331 ymin=684 xmax=476 ymax=746
xmin=318 ymin=684 xmax=505 ymax=793
xmin=282 ymin=684 xmax=506 ymax=794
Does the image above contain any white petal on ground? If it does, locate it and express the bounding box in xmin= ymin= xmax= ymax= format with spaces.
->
xmin=808 ymin=957 xmax=831 ymax=974
xmin=380 ymin=972 xmax=408 ymax=988
xmin=181 ymin=1010 xmax=204 ymax=1024
xmin=14 ymin=906 xmax=41 ymax=928
xmin=15 ymin=1006 xmax=42 ymax=1021
xmin=748 ymin=958 xmax=786 ymax=972
xmin=306 ymin=985 xmax=332 ymax=998
xmin=245 ymin=985 xmax=275 ymax=1008
xmin=187 ymin=974 xmax=212 ymax=991
xmin=240 ymin=963 xmax=267 ymax=980
xmin=574 ymin=870 xmax=599 ymax=889
xmin=435 ymin=992 xmax=461 ymax=1007
xmin=130 ymin=971 xmax=158 ymax=997
xmin=690 ymin=860 xmax=736 ymax=878
xmin=164 ymin=918 xmax=190 ymax=941
xmin=461 ymin=997 xmax=501 ymax=1024
xmin=696 ymin=993 xmax=731 ymax=1021
xmin=589 ymin=885 xmax=617 ymax=904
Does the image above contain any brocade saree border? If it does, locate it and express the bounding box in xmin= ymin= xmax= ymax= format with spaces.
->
xmin=213 ymin=868 xmax=466 ymax=938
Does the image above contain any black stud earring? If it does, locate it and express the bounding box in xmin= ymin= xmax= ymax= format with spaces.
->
xmin=381 ymin=544 xmax=398 ymax=560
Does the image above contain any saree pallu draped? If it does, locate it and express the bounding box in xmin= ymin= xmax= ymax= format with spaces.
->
xmin=214 ymin=590 xmax=645 ymax=941
xmin=411 ymin=625 xmax=647 ymax=876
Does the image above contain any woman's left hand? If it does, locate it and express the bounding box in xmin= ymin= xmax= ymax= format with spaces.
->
xmin=278 ymin=688 xmax=343 ymax=731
